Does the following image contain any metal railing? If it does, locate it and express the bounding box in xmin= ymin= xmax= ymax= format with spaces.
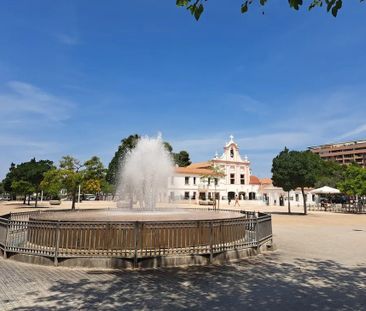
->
xmin=0 ymin=209 xmax=272 ymax=267
xmin=308 ymin=203 xmax=366 ymax=214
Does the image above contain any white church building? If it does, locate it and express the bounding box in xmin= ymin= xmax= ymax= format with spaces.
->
xmin=168 ymin=136 xmax=316 ymax=207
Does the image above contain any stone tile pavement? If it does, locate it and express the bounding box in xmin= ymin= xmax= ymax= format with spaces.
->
xmin=0 ymin=252 xmax=365 ymax=311
xmin=1 ymin=204 xmax=365 ymax=310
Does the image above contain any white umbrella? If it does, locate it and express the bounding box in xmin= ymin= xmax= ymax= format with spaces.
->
xmin=310 ymin=186 xmax=340 ymax=194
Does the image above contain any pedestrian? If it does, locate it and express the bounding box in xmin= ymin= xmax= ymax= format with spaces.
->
xmin=234 ymin=195 xmax=240 ymax=207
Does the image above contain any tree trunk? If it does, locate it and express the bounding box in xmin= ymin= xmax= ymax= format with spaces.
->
xmin=287 ymin=191 xmax=291 ymax=214
xmin=71 ymin=190 xmax=77 ymax=210
xmin=27 ymin=194 xmax=30 ymax=206
xmin=23 ymin=196 xmax=26 ymax=204
xmin=301 ymin=187 xmax=307 ymax=215
xmin=35 ymin=191 xmax=38 ymax=208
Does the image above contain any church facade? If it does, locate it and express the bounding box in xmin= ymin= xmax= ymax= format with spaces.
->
xmin=168 ymin=136 xmax=316 ymax=207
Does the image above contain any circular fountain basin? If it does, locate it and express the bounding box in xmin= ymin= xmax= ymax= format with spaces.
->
xmin=30 ymin=208 xmax=243 ymax=222
xmin=11 ymin=208 xmax=270 ymax=269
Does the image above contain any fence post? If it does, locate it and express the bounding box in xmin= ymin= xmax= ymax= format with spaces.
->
xmin=54 ymin=221 xmax=60 ymax=266
xmin=209 ymin=222 xmax=213 ymax=263
xmin=133 ymin=221 xmax=139 ymax=269
xmin=3 ymin=220 xmax=9 ymax=259
xmin=255 ymin=216 xmax=260 ymax=251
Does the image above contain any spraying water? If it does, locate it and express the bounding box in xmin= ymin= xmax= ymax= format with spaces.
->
xmin=117 ymin=134 xmax=174 ymax=210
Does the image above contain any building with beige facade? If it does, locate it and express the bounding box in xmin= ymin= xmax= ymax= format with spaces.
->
xmin=309 ymin=139 xmax=366 ymax=167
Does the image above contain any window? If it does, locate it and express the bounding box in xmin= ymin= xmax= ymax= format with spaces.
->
xmin=185 ymin=177 xmax=189 ymax=185
xmin=193 ymin=177 xmax=196 ymax=185
xmin=192 ymin=192 xmax=196 ymax=199
xmin=208 ymin=178 xmax=211 ymax=185
xmin=230 ymin=148 xmax=234 ymax=158
xmin=312 ymin=194 xmax=315 ymax=201
xmin=184 ymin=192 xmax=189 ymax=200
xmin=295 ymin=194 xmax=299 ymax=202
xmin=214 ymin=178 xmax=218 ymax=186
xmin=230 ymin=173 xmax=235 ymax=184
xmin=240 ymin=174 xmax=245 ymax=185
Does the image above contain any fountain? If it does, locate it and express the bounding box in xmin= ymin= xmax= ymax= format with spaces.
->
xmin=0 ymin=135 xmax=273 ymax=269
xmin=117 ymin=134 xmax=173 ymax=210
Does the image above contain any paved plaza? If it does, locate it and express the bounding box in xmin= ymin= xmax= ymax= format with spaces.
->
xmin=0 ymin=202 xmax=365 ymax=310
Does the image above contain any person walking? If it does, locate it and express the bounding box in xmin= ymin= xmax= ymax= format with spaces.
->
xmin=234 ymin=195 xmax=240 ymax=207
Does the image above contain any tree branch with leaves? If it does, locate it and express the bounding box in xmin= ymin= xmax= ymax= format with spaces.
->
xmin=177 ymin=0 xmax=364 ymax=20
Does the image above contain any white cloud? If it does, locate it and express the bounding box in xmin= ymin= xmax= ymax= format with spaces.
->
xmin=222 ymin=93 xmax=267 ymax=114
xmin=170 ymin=86 xmax=366 ymax=177
xmin=0 ymin=81 xmax=75 ymax=178
xmin=337 ymin=123 xmax=366 ymax=140
xmin=0 ymin=81 xmax=74 ymax=123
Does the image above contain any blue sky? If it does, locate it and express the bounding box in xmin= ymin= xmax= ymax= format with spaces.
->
xmin=0 ymin=1 xmax=366 ymax=179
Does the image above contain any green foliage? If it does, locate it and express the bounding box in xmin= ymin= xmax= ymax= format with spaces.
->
xmin=163 ymin=142 xmax=173 ymax=153
xmin=83 ymin=179 xmax=101 ymax=194
xmin=40 ymin=169 xmax=63 ymax=199
xmin=315 ymin=160 xmax=345 ymax=188
xmin=106 ymin=135 xmax=192 ymax=187
xmin=2 ymin=163 xmax=16 ymax=193
xmin=272 ymin=148 xmax=296 ymax=193
xmin=177 ymin=0 xmax=204 ymax=20
xmin=84 ymin=156 xmax=106 ymax=181
xmin=11 ymin=180 xmax=34 ymax=196
xmin=100 ymin=179 xmax=115 ymax=195
xmin=60 ymin=155 xmax=82 ymax=171
xmin=177 ymin=0 xmax=364 ymax=20
xmin=2 ymin=159 xmax=54 ymax=204
xmin=106 ymin=134 xmax=140 ymax=185
xmin=40 ymin=155 xmax=106 ymax=208
xmin=272 ymin=149 xmax=322 ymax=214
xmin=337 ymin=164 xmax=366 ymax=196
xmin=173 ymin=150 xmax=192 ymax=167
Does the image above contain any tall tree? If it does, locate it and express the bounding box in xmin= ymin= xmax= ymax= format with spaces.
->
xmin=107 ymin=135 xmax=192 ymax=189
xmin=272 ymin=148 xmax=295 ymax=214
xmin=338 ymin=164 xmax=366 ymax=197
xmin=177 ymin=0 xmax=364 ymax=21
xmin=106 ymin=134 xmax=140 ymax=186
xmin=26 ymin=158 xmax=54 ymax=207
xmin=272 ymin=149 xmax=322 ymax=214
xmin=2 ymin=159 xmax=54 ymax=206
xmin=291 ymin=151 xmax=322 ymax=214
xmin=40 ymin=169 xmax=63 ymax=200
xmin=41 ymin=155 xmax=107 ymax=209
xmin=11 ymin=180 xmax=34 ymax=205
xmin=173 ymin=150 xmax=191 ymax=167
xmin=41 ymin=156 xmax=84 ymax=210
xmin=59 ymin=156 xmax=84 ymax=209
xmin=2 ymin=163 xmax=17 ymax=199
xmin=315 ymin=160 xmax=345 ymax=188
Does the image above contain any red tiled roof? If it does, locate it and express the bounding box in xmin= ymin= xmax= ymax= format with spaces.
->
xmin=175 ymin=161 xmax=219 ymax=176
xmin=260 ymin=178 xmax=272 ymax=185
xmin=250 ymin=175 xmax=261 ymax=185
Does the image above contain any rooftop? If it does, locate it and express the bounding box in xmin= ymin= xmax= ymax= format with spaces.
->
xmin=309 ymin=139 xmax=366 ymax=150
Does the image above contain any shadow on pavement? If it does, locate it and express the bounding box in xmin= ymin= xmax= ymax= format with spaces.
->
xmin=12 ymin=254 xmax=366 ymax=311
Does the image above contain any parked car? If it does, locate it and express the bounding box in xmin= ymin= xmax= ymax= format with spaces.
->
xmin=84 ymin=195 xmax=96 ymax=201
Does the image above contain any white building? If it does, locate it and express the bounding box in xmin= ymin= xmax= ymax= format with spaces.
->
xmin=168 ymin=136 xmax=316 ymax=207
